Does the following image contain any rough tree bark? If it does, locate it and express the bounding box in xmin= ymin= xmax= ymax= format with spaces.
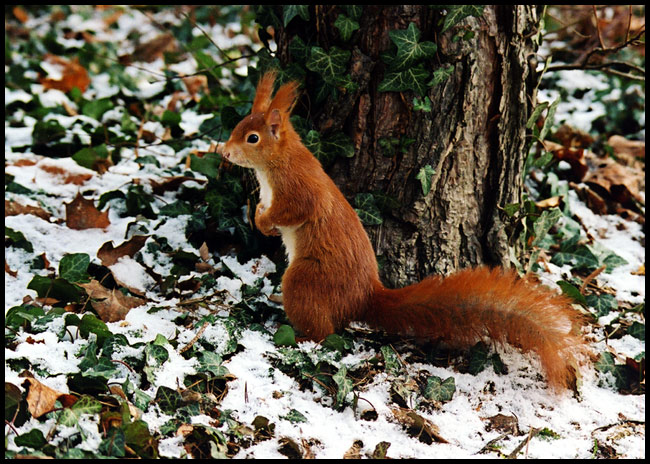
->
xmin=270 ymin=5 xmax=540 ymax=287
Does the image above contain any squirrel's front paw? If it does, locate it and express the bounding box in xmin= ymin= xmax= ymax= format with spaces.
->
xmin=255 ymin=207 xmax=279 ymax=236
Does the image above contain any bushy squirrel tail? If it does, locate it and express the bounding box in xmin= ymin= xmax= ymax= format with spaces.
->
xmin=366 ymin=267 xmax=585 ymax=388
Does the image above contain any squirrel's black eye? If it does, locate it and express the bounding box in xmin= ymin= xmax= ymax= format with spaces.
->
xmin=247 ymin=134 xmax=259 ymax=144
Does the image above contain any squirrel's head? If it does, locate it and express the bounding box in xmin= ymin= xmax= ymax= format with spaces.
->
xmin=220 ymin=71 xmax=299 ymax=169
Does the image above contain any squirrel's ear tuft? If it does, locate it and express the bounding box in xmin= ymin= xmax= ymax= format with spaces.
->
xmin=269 ymin=81 xmax=299 ymax=116
xmin=251 ymin=71 xmax=277 ymax=114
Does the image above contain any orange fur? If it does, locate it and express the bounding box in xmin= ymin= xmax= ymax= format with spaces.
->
xmin=219 ymin=72 xmax=586 ymax=389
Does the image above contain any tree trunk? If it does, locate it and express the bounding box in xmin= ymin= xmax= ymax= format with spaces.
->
xmin=266 ymin=5 xmax=539 ymax=287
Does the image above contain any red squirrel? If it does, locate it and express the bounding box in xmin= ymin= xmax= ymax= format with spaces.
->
xmin=218 ymin=71 xmax=585 ymax=389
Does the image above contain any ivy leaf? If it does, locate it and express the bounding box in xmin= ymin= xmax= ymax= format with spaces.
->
xmin=594 ymin=351 xmax=628 ymax=390
xmin=440 ymin=5 xmax=485 ymax=33
xmin=428 ymin=64 xmax=454 ymax=87
xmin=99 ymin=427 xmax=125 ymax=458
xmin=27 ymin=275 xmax=84 ymax=305
xmin=413 ymin=96 xmax=432 ymax=112
xmin=190 ymin=153 xmax=220 ymax=178
xmin=334 ymin=14 xmax=359 ymax=42
xmin=14 ymin=429 xmax=47 ymax=450
xmin=58 ymin=395 xmax=103 ymax=427
xmin=415 ymin=164 xmax=436 ymax=195
xmin=424 ymin=376 xmax=456 ymax=402
xmin=155 ymin=386 xmax=183 ymax=415
xmin=530 ymin=207 xmax=562 ymax=247
xmin=345 ymin=5 xmax=362 ymax=20
xmin=79 ymin=313 xmax=112 ymax=346
xmin=556 ymin=280 xmax=587 ymax=306
xmin=281 ymin=409 xmax=308 ymax=423
xmin=83 ymin=357 xmax=119 ymax=379
xmin=289 ymin=36 xmax=309 ymax=63
xmin=380 ymin=345 xmax=402 ymax=376
xmin=123 ymin=420 xmax=159 ymax=459
xmin=82 ymin=98 xmax=114 ymax=120
xmin=274 ymin=324 xmax=298 ymax=347
xmin=627 ymin=321 xmax=645 ymax=341
xmin=5 ymin=226 xmax=33 ymax=252
xmin=467 ymin=342 xmax=489 ymax=375
xmin=72 ymin=144 xmax=109 ymax=171
xmin=354 ymin=193 xmax=383 ymax=226
xmin=59 ymin=253 xmax=90 ymax=283
xmin=145 ymin=343 xmax=169 ymax=367
xmin=332 ymin=366 xmax=353 ymax=408
xmin=586 ymin=293 xmax=618 ymax=317
xmin=306 ymin=46 xmax=351 ymax=87
xmin=538 ymin=98 xmax=559 ymax=141
xmin=282 ymin=5 xmax=309 ymax=26
xmin=197 ymin=352 xmax=230 ymax=378
xmin=526 ymin=101 xmax=549 ymax=130
xmin=388 ymin=23 xmax=437 ymax=70
xmin=323 ymin=131 xmax=355 ymax=158
xmin=378 ymin=65 xmax=430 ymax=96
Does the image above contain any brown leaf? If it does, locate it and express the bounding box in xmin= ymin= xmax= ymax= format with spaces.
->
xmin=554 ymin=123 xmax=594 ymax=148
xmin=78 ymin=279 xmax=145 ymax=322
xmin=5 ymin=199 xmax=52 ymax=221
xmin=97 ymin=235 xmax=150 ymax=267
xmin=65 ymin=193 xmax=110 ymax=230
xmin=12 ymin=6 xmax=29 ymax=23
xmin=553 ymin=147 xmax=589 ymax=181
xmin=122 ymin=33 xmax=177 ymax=64
xmin=570 ymin=181 xmax=609 ymax=215
xmin=199 ymin=242 xmax=210 ymax=262
xmin=149 ymin=176 xmax=206 ymax=195
xmin=535 ymin=196 xmax=561 ymax=209
xmin=342 ymin=440 xmax=363 ymax=459
xmin=484 ymin=413 xmax=520 ymax=434
xmin=20 ymin=374 xmax=77 ymax=418
xmin=39 ymin=54 xmax=90 ymax=93
xmin=6 ymin=260 xmax=18 ymax=277
xmin=631 ymin=264 xmax=645 ymax=276
xmin=583 ymin=151 xmax=644 ymax=206
xmin=391 ymin=408 xmax=448 ymax=444
xmin=608 ymin=135 xmax=645 ymax=164
xmin=38 ymin=164 xmax=93 ymax=185
xmin=182 ymin=74 xmax=209 ymax=99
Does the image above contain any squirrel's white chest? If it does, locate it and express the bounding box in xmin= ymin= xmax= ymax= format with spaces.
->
xmin=255 ymin=170 xmax=298 ymax=264
xmin=255 ymin=170 xmax=273 ymax=208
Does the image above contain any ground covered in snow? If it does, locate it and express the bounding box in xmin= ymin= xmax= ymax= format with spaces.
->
xmin=5 ymin=5 xmax=645 ymax=459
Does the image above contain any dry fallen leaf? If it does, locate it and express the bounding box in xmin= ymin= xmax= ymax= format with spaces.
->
xmin=79 ymin=282 xmax=143 ymax=322
xmin=535 ymin=196 xmax=561 ymax=209
xmin=65 ymin=192 xmax=110 ymax=230
xmin=79 ymin=279 xmax=145 ymax=322
xmin=607 ymin=135 xmax=645 ymax=165
xmin=182 ymin=74 xmax=209 ymax=99
xmin=553 ymin=147 xmax=589 ymax=181
xmin=554 ymin=123 xmax=594 ymax=148
xmin=121 ymin=33 xmax=177 ymax=64
xmin=342 ymin=440 xmax=364 ymax=459
xmin=97 ymin=235 xmax=150 ymax=267
xmin=39 ymin=163 xmax=93 ymax=186
xmin=20 ymin=373 xmax=77 ymax=418
xmin=5 ymin=199 xmax=52 ymax=221
xmin=484 ymin=413 xmax=520 ymax=434
xmin=583 ymin=150 xmax=644 ymax=206
xmin=391 ymin=408 xmax=448 ymax=444
xmin=12 ymin=6 xmax=29 ymax=24
xmin=39 ymin=54 xmax=90 ymax=93
xmin=149 ymin=176 xmax=206 ymax=195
